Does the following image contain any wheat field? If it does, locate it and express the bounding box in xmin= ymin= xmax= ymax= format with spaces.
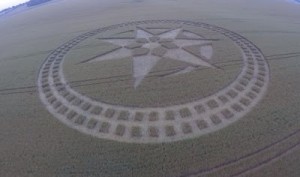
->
xmin=0 ymin=0 xmax=300 ymax=177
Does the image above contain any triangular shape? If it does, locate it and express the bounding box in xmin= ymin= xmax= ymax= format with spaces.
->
xmin=145 ymin=28 xmax=173 ymax=35
xmin=165 ymin=66 xmax=197 ymax=77
xmin=110 ymin=30 xmax=135 ymax=38
xmin=164 ymin=48 xmax=215 ymax=68
xmin=136 ymin=28 xmax=153 ymax=38
xmin=133 ymin=55 xmax=160 ymax=88
xmin=159 ymin=28 xmax=182 ymax=39
xmin=150 ymin=57 xmax=198 ymax=77
xmin=200 ymin=45 xmax=213 ymax=60
xmin=83 ymin=48 xmax=131 ymax=63
xmin=183 ymin=44 xmax=213 ymax=60
xmin=177 ymin=30 xmax=204 ymax=39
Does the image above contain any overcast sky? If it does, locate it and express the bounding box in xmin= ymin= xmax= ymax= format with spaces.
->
xmin=0 ymin=0 xmax=29 ymax=11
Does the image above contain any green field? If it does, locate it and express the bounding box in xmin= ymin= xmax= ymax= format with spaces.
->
xmin=0 ymin=0 xmax=300 ymax=177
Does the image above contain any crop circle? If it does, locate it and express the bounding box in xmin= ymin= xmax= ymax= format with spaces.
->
xmin=37 ymin=20 xmax=270 ymax=143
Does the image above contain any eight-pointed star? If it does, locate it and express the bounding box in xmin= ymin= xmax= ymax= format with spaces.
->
xmin=81 ymin=28 xmax=217 ymax=88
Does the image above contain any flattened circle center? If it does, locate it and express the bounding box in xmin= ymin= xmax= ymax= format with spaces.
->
xmin=143 ymin=42 xmax=161 ymax=50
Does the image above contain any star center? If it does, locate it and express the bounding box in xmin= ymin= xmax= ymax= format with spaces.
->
xmin=143 ymin=42 xmax=161 ymax=51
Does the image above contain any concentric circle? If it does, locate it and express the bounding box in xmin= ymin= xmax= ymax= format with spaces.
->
xmin=37 ymin=20 xmax=270 ymax=143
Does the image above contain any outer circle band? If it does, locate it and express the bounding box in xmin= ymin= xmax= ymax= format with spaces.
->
xmin=37 ymin=20 xmax=270 ymax=143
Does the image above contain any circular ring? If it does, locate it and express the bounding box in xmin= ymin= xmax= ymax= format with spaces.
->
xmin=37 ymin=20 xmax=270 ymax=143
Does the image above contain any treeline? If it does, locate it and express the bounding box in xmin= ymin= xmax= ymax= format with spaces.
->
xmin=0 ymin=3 xmax=25 ymax=14
xmin=0 ymin=0 xmax=52 ymax=14
xmin=27 ymin=0 xmax=52 ymax=7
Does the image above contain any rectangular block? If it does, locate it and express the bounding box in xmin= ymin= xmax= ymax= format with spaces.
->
xmin=90 ymin=106 xmax=103 ymax=115
xmin=210 ymin=115 xmax=221 ymax=125
xmin=194 ymin=104 xmax=205 ymax=114
xmin=165 ymin=126 xmax=176 ymax=137
xmin=75 ymin=115 xmax=86 ymax=125
xmin=148 ymin=127 xmax=159 ymax=137
xmin=118 ymin=111 xmax=130 ymax=121
xmin=81 ymin=103 xmax=91 ymax=111
xmin=227 ymin=90 xmax=238 ymax=98
xmin=115 ymin=124 xmax=126 ymax=136
xmin=87 ymin=119 xmax=98 ymax=129
xmin=181 ymin=123 xmax=192 ymax=134
xmin=131 ymin=126 xmax=142 ymax=137
xmin=207 ymin=100 xmax=219 ymax=109
xmin=165 ymin=111 xmax=175 ymax=120
xmin=246 ymin=92 xmax=257 ymax=100
xmin=58 ymin=106 xmax=68 ymax=115
xmin=240 ymin=98 xmax=251 ymax=106
xmin=104 ymin=109 xmax=115 ymax=118
xmin=67 ymin=110 xmax=77 ymax=120
xmin=66 ymin=95 xmax=75 ymax=102
xmin=99 ymin=122 xmax=111 ymax=133
xmin=149 ymin=112 xmax=159 ymax=121
xmin=221 ymin=109 xmax=234 ymax=119
xmin=72 ymin=98 xmax=82 ymax=106
xmin=218 ymin=95 xmax=229 ymax=104
xmin=134 ymin=112 xmax=144 ymax=121
xmin=196 ymin=120 xmax=208 ymax=130
xmin=232 ymin=104 xmax=244 ymax=112
xmin=179 ymin=108 xmax=192 ymax=118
